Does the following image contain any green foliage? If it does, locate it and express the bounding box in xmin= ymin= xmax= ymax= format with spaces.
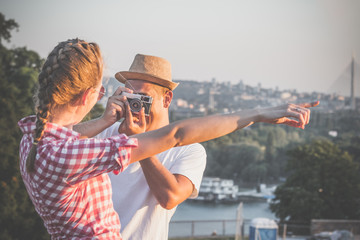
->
xmin=0 ymin=14 xmax=108 ymax=238
xmin=335 ymin=135 xmax=360 ymax=165
xmin=0 ymin=12 xmax=18 ymax=44
xmin=241 ymin=161 xmax=268 ymax=183
xmin=203 ymin=124 xmax=310 ymax=183
xmin=0 ymin=13 xmax=49 ymax=239
xmin=256 ymin=125 xmax=288 ymax=147
xmin=203 ymin=107 xmax=360 ymax=189
xmin=204 ymin=142 xmax=264 ymax=179
xmin=270 ymin=139 xmax=360 ymax=223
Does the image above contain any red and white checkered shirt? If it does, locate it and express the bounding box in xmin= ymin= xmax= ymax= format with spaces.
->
xmin=18 ymin=116 xmax=137 ymax=239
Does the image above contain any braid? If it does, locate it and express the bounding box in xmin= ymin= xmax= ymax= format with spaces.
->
xmin=26 ymin=104 xmax=50 ymax=172
xmin=26 ymin=38 xmax=103 ymax=173
xmin=26 ymin=53 xmax=54 ymax=172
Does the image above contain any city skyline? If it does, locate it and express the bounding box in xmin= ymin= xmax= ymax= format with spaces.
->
xmin=1 ymin=0 xmax=360 ymax=95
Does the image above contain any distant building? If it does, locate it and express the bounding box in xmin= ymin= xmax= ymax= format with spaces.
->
xmin=195 ymin=177 xmax=239 ymax=203
xmin=102 ymin=77 xmax=358 ymax=120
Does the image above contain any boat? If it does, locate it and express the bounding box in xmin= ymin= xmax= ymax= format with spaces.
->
xmin=193 ymin=178 xmax=276 ymax=203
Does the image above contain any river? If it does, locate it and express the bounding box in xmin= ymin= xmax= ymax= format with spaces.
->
xmin=172 ymin=200 xmax=276 ymax=221
xmin=169 ymin=200 xmax=277 ymax=238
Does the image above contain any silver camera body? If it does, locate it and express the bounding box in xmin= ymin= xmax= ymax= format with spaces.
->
xmin=121 ymin=92 xmax=153 ymax=116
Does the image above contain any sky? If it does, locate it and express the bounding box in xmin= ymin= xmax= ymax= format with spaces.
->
xmin=1 ymin=0 xmax=360 ymax=95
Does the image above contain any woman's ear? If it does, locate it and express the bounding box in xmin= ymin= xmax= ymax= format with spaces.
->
xmin=163 ymin=90 xmax=173 ymax=108
xmin=80 ymin=89 xmax=92 ymax=105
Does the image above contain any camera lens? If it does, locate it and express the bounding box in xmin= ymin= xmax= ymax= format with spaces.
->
xmin=129 ymin=98 xmax=142 ymax=112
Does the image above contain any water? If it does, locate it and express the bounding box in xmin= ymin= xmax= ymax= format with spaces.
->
xmin=169 ymin=200 xmax=277 ymax=238
xmin=171 ymin=200 xmax=276 ymax=221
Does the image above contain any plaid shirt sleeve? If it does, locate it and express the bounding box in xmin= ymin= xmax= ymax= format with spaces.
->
xmin=38 ymin=134 xmax=137 ymax=185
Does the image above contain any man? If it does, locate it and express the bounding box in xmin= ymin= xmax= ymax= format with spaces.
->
xmin=96 ymin=54 xmax=206 ymax=239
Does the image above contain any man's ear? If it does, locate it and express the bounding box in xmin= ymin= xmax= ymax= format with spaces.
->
xmin=163 ymin=90 xmax=173 ymax=108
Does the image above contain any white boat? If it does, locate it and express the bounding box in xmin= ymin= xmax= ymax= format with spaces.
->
xmin=194 ymin=178 xmax=276 ymax=203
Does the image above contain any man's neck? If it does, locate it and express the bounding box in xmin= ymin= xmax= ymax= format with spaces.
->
xmin=146 ymin=114 xmax=169 ymax=132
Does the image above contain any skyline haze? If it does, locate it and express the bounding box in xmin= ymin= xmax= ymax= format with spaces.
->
xmin=1 ymin=0 xmax=360 ymax=96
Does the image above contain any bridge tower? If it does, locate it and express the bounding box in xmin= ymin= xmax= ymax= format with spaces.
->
xmin=350 ymin=54 xmax=356 ymax=110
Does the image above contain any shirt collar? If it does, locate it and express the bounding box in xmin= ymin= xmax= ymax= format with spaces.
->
xmin=18 ymin=115 xmax=36 ymax=134
xmin=18 ymin=115 xmax=81 ymax=139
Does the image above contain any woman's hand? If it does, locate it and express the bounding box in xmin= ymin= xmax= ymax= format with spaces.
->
xmin=258 ymin=101 xmax=319 ymax=129
xmin=100 ymin=86 xmax=133 ymax=125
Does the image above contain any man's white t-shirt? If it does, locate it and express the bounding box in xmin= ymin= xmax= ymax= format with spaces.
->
xmin=96 ymin=122 xmax=206 ymax=240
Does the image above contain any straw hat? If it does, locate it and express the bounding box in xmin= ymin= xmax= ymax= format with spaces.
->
xmin=115 ymin=54 xmax=179 ymax=90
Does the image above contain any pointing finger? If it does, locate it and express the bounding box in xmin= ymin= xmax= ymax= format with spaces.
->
xmin=298 ymin=101 xmax=320 ymax=108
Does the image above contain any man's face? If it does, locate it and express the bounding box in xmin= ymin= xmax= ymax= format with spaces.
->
xmin=125 ymin=80 xmax=169 ymax=131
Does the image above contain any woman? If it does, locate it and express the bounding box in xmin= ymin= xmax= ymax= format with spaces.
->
xmin=19 ymin=38 xmax=317 ymax=239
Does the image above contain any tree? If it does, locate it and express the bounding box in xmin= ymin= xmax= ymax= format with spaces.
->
xmin=0 ymin=12 xmax=18 ymax=44
xmin=265 ymin=132 xmax=276 ymax=178
xmin=270 ymin=139 xmax=360 ymax=223
xmin=0 ymin=13 xmax=49 ymax=239
xmin=204 ymin=141 xmax=265 ymax=182
xmin=0 ymin=13 xmax=108 ymax=239
xmin=241 ymin=161 xmax=268 ymax=183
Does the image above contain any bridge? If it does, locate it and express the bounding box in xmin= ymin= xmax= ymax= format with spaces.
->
xmin=328 ymin=56 xmax=360 ymax=109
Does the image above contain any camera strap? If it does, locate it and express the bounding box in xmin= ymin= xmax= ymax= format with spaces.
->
xmin=125 ymin=80 xmax=138 ymax=93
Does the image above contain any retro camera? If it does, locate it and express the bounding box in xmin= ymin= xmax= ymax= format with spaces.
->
xmin=121 ymin=92 xmax=153 ymax=116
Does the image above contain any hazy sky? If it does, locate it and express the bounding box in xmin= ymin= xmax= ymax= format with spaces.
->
xmin=2 ymin=0 xmax=360 ymax=95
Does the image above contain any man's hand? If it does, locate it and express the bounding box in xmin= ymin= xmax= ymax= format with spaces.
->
xmin=118 ymin=101 xmax=146 ymax=136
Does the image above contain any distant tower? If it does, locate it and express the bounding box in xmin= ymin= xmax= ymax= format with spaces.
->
xmin=256 ymin=83 xmax=262 ymax=93
xmin=238 ymin=79 xmax=245 ymax=92
xmin=208 ymin=88 xmax=215 ymax=111
xmin=350 ymin=54 xmax=356 ymax=110
xmin=211 ymin=78 xmax=216 ymax=86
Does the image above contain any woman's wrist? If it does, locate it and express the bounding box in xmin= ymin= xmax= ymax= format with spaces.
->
xmin=98 ymin=115 xmax=115 ymax=130
xmin=230 ymin=109 xmax=260 ymax=130
xmin=242 ymin=108 xmax=263 ymax=123
xmin=250 ymin=108 xmax=263 ymax=123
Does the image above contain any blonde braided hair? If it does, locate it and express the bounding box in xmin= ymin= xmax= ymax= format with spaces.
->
xmin=26 ymin=38 xmax=103 ymax=172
